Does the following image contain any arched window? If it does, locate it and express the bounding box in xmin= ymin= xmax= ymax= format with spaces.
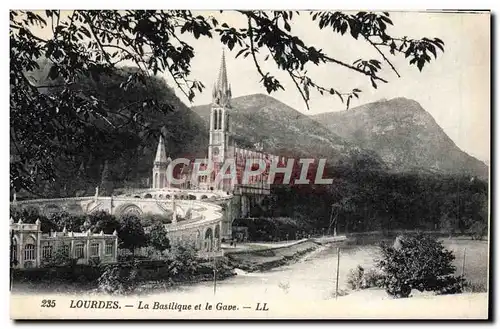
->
xmin=204 ymin=228 xmax=213 ymax=252
xmin=154 ymin=173 xmax=158 ymax=188
xmin=24 ymin=244 xmax=35 ymax=261
xmin=11 ymin=238 xmax=18 ymax=264
xmin=144 ymin=193 xmax=153 ymax=199
xmin=213 ymin=110 xmax=218 ymax=130
xmin=159 ymin=173 xmax=165 ymax=188
xmin=218 ymin=109 xmax=223 ymax=131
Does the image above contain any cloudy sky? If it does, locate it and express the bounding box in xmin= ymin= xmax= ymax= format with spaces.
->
xmin=164 ymin=11 xmax=490 ymax=163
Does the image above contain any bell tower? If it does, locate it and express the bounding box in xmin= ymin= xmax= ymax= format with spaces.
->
xmin=209 ymin=50 xmax=232 ymax=186
xmin=152 ymin=135 xmax=171 ymax=189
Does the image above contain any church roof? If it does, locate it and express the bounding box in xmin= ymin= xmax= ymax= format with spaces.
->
xmin=154 ymin=135 xmax=168 ymax=163
xmin=212 ymin=50 xmax=232 ymax=107
xmin=217 ymin=50 xmax=229 ymax=94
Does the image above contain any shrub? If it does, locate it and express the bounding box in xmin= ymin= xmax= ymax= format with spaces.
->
xmin=364 ymin=268 xmax=385 ymax=288
xmin=346 ymin=265 xmax=384 ymax=290
xmin=377 ymin=233 xmax=464 ymax=298
xmin=165 ymin=245 xmax=200 ymax=278
xmin=97 ymin=262 xmax=139 ymax=295
xmin=347 ymin=265 xmax=366 ymax=290
xmin=41 ymin=248 xmax=72 ymax=268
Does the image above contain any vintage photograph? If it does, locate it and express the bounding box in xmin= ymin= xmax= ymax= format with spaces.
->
xmin=9 ymin=10 xmax=490 ymax=319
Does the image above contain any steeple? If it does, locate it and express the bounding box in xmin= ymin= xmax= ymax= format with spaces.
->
xmin=212 ymin=50 xmax=232 ymax=107
xmin=154 ymin=135 xmax=168 ymax=164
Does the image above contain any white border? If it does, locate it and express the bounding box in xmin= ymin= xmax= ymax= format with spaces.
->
xmin=2 ymin=1 xmax=497 ymax=328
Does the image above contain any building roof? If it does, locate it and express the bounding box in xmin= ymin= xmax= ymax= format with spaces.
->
xmin=154 ymin=135 xmax=169 ymax=163
xmin=212 ymin=50 xmax=232 ymax=107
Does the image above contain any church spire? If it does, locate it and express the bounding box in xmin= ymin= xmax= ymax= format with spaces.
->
xmin=154 ymin=135 xmax=168 ymax=164
xmin=212 ymin=49 xmax=232 ymax=107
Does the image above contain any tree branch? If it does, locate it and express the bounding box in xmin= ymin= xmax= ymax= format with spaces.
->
xmin=364 ymin=35 xmax=400 ymax=78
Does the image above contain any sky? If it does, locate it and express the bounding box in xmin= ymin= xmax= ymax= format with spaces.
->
xmin=163 ymin=11 xmax=490 ymax=164
xmin=27 ymin=10 xmax=491 ymax=163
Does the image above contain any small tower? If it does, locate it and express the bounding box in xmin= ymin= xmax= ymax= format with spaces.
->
xmin=209 ymin=50 xmax=233 ymax=190
xmin=152 ymin=135 xmax=171 ymax=189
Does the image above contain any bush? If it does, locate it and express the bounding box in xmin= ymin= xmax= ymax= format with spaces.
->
xmin=347 ymin=265 xmax=366 ymax=290
xmin=377 ymin=233 xmax=464 ymax=298
xmin=165 ymin=245 xmax=200 ymax=278
xmin=97 ymin=262 xmax=139 ymax=295
xmin=346 ymin=265 xmax=384 ymax=290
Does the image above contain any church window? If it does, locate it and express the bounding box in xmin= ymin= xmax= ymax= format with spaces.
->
xmin=24 ymin=244 xmax=35 ymax=261
xmin=213 ymin=110 xmax=218 ymax=130
xmin=218 ymin=109 xmax=223 ymax=130
xmin=159 ymin=173 xmax=165 ymax=188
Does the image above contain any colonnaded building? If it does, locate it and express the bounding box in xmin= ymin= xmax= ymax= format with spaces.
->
xmin=10 ymin=51 xmax=283 ymax=269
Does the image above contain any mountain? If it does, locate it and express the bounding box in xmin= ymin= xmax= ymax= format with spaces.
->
xmin=18 ymin=64 xmax=209 ymax=197
xmin=311 ymin=97 xmax=488 ymax=179
xmin=191 ymin=93 xmax=376 ymax=164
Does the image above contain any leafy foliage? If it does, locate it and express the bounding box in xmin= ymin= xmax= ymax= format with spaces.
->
xmin=10 ymin=206 xmax=58 ymax=233
xmin=40 ymin=246 xmax=73 ymax=267
xmin=376 ymin=233 xmax=465 ymax=298
xmin=97 ymin=262 xmax=139 ymax=295
xmin=266 ymin=163 xmax=488 ymax=236
xmin=86 ymin=210 xmax=121 ymax=234
xmin=48 ymin=211 xmax=85 ymax=232
xmin=147 ymin=223 xmax=171 ymax=251
xmin=10 ymin=10 xmax=445 ymax=192
xmin=118 ymin=214 xmax=147 ymax=252
xmin=165 ymin=244 xmax=200 ymax=277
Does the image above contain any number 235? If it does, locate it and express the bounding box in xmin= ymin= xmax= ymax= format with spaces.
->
xmin=41 ymin=299 xmax=56 ymax=308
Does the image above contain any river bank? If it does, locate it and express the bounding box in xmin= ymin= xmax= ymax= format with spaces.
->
xmin=224 ymin=236 xmax=346 ymax=272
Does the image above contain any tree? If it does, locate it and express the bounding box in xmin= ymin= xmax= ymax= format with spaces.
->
xmin=10 ymin=10 xmax=445 ymax=192
xmin=86 ymin=210 xmax=120 ymax=234
xmin=118 ymin=214 xmax=147 ymax=253
xmin=100 ymin=160 xmax=114 ymax=196
xmin=10 ymin=206 xmax=58 ymax=233
xmin=377 ymin=233 xmax=464 ymax=298
xmin=147 ymin=223 xmax=170 ymax=251
xmin=49 ymin=211 xmax=85 ymax=232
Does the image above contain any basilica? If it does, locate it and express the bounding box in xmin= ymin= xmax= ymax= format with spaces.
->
xmin=150 ymin=51 xmax=283 ymax=217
